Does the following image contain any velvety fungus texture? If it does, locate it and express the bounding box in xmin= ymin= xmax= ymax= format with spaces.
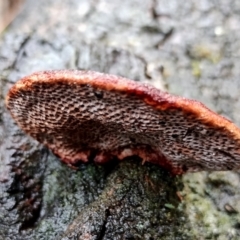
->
xmin=6 ymin=70 xmax=240 ymax=174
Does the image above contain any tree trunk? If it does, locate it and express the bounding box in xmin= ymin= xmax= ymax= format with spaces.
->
xmin=1 ymin=0 xmax=240 ymax=239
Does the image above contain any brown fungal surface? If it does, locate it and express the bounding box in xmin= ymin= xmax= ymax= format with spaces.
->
xmin=5 ymin=70 xmax=240 ymax=174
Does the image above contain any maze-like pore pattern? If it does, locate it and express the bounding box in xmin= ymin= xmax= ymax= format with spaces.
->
xmin=6 ymin=70 xmax=240 ymax=174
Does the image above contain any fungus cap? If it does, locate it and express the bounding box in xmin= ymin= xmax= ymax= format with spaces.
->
xmin=6 ymin=70 xmax=240 ymax=174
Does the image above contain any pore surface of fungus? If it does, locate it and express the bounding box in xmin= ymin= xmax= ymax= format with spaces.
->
xmin=6 ymin=70 xmax=240 ymax=174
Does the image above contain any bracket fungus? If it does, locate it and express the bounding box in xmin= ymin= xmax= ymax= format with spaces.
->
xmin=5 ymin=70 xmax=240 ymax=174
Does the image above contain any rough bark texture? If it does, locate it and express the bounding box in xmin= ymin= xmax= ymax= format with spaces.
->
xmin=1 ymin=0 xmax=240 ymax=239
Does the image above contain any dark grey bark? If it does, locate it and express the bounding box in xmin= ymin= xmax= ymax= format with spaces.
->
xmin=1 ymin=0 xmax=240 ymax=239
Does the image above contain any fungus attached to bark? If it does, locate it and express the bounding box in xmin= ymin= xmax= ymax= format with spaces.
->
xmin=6 ymin=70 xmax=240 ymax=174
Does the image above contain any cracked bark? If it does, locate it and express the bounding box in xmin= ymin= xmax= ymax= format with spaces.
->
xmin=59 ymin=160 xmax=187 ymax=240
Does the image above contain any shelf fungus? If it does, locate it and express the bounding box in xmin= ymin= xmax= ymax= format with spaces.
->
xmin=5 ymin=70 xmax=240 ymax=174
